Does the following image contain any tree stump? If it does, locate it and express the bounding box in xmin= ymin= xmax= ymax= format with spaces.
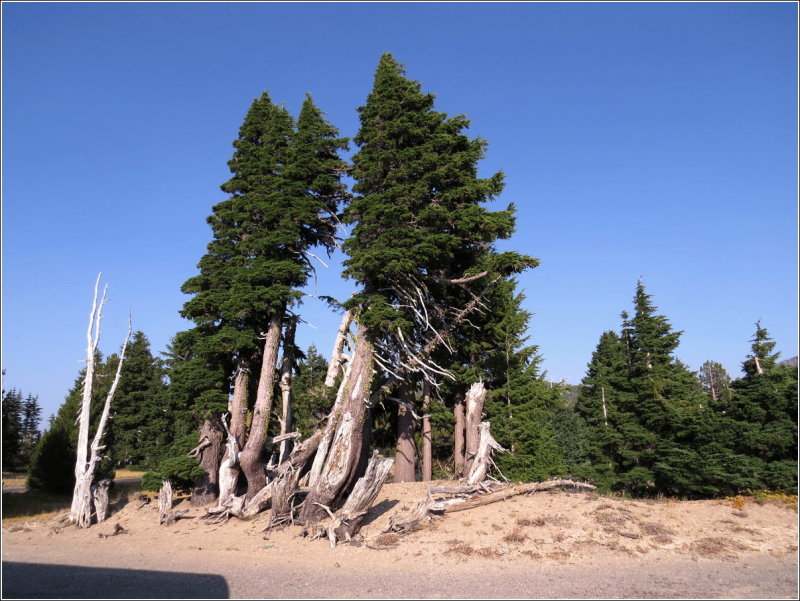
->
xmin=91 ymin=479 xmax=111 ymax=523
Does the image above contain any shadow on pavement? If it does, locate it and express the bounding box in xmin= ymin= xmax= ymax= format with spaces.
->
xmin=2 ymin=562 xmax=229 ymax=599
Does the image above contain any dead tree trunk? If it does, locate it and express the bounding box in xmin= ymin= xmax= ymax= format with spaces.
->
xmin=421 ymin=378 xmax=432 ymax=482
xmin=243 ymin=429 xmax=322 ymax=519
xmin=465 ymin=421 xmax=505 ymax=485
xmin=70 ymin=274 xmax=131 ymax=528
xmin=463 ymin=381 xmax=487 ymax=475
xmin=453 ymin=391 xmax=465 ymax=476
xmin=229 ymin=361 xmax=250 ymax=448
xmin=214 ymin=413 xmax=241 ymax=510
xmin=394 ymin=384 xmax=417 ymax=483
xmin=91 ymin=479 xmax=111 ymax=523
xmin=305 ymin=354 xmax=355 ymax=488
xmin=386 ymin=479 xmax=597 ymax=534
xmin=158 ymin=479 xmax=173 ymax=524
xmin=277 ymin=317 xmax=297 ymax=465
xmin=189 ymin=415 xmax=224 ymax=506
xmin=299 ymin=323 xmax=375 ymax=524
xmin=240 ymin=312 xmax=283 ymax=500
xmin=314 ymin=451 xmax=394 ymax=547
xmin=324 ymin=309 xmax=353 ymax=387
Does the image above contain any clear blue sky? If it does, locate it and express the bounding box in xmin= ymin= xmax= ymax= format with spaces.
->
xmin=3 ymin=2 xmax=797 ymax=423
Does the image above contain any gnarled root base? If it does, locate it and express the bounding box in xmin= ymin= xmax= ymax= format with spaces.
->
xmin=309 ymin=452 xmax=394 ymax=548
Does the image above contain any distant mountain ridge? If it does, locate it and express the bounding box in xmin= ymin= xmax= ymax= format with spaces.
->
xmin=778 ymin=356 xmax=798 ymax=369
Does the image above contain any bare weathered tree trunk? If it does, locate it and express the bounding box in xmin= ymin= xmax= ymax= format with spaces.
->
xmin=240 ymin=313 xmax=283 ymax=499
xmin=243 ymin=429 xmax=322 ymax=519
xmin=306 ymin=355 xmax=354 ymax=488
xmin=421 ymin=378 xmax=432 ymax=482
xmin=315 ymin=452 xmax=394 ymax=547
xmin=299 ymin=323 xmax=375 ymax=524
xmin=465 ymin=421 xmax=505 ymax=485
xmin=324 ymin=309 xmax=353 ymax=387
xmin=463 ymin=381 xmax=487 ymax=475
xmin=158 ymin=479 xmax=173 ymax=523
xmin=189 ymin=415 xmax=224 ymax=506
xmin=601 ymin=386 xmax=608 ymax=427
xmin=91 ymin=480 xmax=111 ymax=523
xmin=394 ymin=384 xmax=417 ymax=483
xmin=453 ymin=391 xmax=465 ymax=476
xmin=70 ymin=274 xmax=131 ymax=528
xmin=215 ymin=414 xmax=241 ymax=509
xmin=229 ymin=361 xmax=250 ymax=448
xmin=278 ymin=317 xmax=297 ymax=465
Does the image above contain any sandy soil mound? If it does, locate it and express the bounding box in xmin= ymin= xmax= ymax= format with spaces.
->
xmin=3 ymin=481 xmax=798 ymax=598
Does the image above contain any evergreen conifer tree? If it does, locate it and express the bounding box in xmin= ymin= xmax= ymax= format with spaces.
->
xmin=105 ymin=331 xmax=169 ymax=469
xmin=181 ymin=91 xmax=349 ymax=498
xmin=727 ymin=322 xmax=798 ymax=491
xmin=2 ymin=387 xmax=23 ymax=469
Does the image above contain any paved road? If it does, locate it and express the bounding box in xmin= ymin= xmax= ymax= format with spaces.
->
xmin=3 ymin=555 xmax=797 ymax=599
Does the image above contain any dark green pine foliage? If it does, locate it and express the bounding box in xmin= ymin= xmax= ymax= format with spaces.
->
xmin=18 ymin=393 xmax=42 ymax=469
xmin=574 ymin=330 xmax=632 ymax=490
xmin=27 ymin=355 xmax=116 ymax=493
xmin=105 ymin=332 xmax=169 ymax=470
xmin=344 ymin=53 xmax=534 ymax=336
xmin=726 ymin=323 xmax=798 ymax=491
xmin=2 ymin=386 xmax=23 ymax=469
xmin=180 ymin=91 xmax=348 ymax=408
xmin=476 ymin=280 xmax=567 ymax=482
xmin=290 ymin=345 xmax=332 ymax=439
xmin=697 ymin=360 xmax=732 ymax=410
xmin=577 ymin=283 xmax=719 ymax=497
xmin=180 ymin=93 xmax=299 ymax=365
xmin=162 ymin=328 xmax=232 ymax=437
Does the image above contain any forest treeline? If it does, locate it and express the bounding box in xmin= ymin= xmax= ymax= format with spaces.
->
xmin=14 ymin=53 xmax=797 ymax=504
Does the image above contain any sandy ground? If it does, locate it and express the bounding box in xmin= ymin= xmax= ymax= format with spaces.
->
xmin=2 ymin=481 xmax=798 ymax=599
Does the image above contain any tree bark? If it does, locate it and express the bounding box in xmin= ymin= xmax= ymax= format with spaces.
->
xmin=91 ymin=479 xmax=111 ymax=523
xmin=277 ymin=317 xmax=297 ymax=465
xmin=243 ymin=429 xmax=322 ymax=519
xmin=324 ymin=309 xmax=353 ymax=388
xmin=316 ymin=452 xmax=394 ymax=547
xmin=453 ymin=391 xmax=465 ymax=476
xmin=394 ymin=384 xmax=417 ymax=483
xmin=240 ymin=312 xmax=283 ymax=500
xmin=299 ymin=322 xmax=374 ymax=524
xmin=463 ymin=382 xmax=487 ymax=475
xmin=215 ymin=413 xmax=241 ymax=509
xmin=229 ymin=361 xmax=250 ymax=448
xmin=190 ymin=415 xmax=224 ymax=506
xmin=421 ymin=378 xmax=432 ymax=482
xmin=465 ymin=421 xmax=505 ymax=485
xmin=158 ymin=479 xmax=173 ymax=524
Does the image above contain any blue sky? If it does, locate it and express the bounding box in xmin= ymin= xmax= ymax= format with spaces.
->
xmin=2 ymin=2 xmax=797 ymax=423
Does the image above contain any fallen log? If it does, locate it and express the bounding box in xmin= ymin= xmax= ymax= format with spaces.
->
xmin=385 ymin=479 xmax=597 ymax=534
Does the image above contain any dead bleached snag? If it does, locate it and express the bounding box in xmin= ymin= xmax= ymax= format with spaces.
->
xmin=309 ymin=451 xmax=394 ymax=548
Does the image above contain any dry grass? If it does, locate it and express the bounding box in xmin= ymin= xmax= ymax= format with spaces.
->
xmin=639 ymin=521 xmax=675 ymax=537
xmin=2 ymin=479 xmax=143 ymax=523
xmin=502 ymin=527 xmax=528 ymax=543
xmin=517 ymin=514 xmax=567 ymax=528
xmin=2 ymin=472 xmax=27 ymax=489
xmin=687 ymin=537 xmax=752 ymax=558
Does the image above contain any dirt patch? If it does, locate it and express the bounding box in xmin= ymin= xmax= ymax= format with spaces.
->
xmin=3 ymin=481 xmax=798 ymax=598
